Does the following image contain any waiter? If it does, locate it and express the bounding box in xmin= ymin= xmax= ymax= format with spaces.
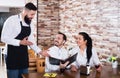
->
xmin=1 ymin=2 xmax=46 ymax=78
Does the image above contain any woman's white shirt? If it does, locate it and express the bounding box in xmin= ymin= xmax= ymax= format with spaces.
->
xmin=69 ymin=46 xmax=100 ymax=68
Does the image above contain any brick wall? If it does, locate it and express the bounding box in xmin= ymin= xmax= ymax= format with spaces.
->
xmin=59 ymin=0 xmax=120 ymax=56
xmin=37 ymin=0 xmax=59 ymax=47
xmin=37 ymin=0 xmax=120 ymax=57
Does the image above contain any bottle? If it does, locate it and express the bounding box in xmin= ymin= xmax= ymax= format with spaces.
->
xmin=87 ymin=65 xmax=90 ymax=75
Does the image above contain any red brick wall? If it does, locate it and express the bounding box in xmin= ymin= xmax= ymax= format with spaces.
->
xmin=37 ymin=0 xmax=120 ymax=57
xmin=37 ymin=0 xmax=60 ymax=47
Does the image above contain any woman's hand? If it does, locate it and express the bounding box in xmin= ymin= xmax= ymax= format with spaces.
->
xmin=96 ymin=64 xmax=102 ymax=72
xmin=70 ymin=65 xmax=78 ymax=72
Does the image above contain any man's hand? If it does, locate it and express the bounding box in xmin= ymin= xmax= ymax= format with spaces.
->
xmin=40 ymin=50 xmax=50 ymax=57
xmin=60 ymin=61 xmax=69 ymax=68
xmin=20 ymin=37 xmax=33 ymax=46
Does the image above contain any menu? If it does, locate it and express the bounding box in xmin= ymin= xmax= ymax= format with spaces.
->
xmin=49 ymin=53 xmax=78 ymax=66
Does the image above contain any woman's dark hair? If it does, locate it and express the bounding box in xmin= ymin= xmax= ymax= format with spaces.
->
xmin=25 ymin=2 xmax=37 ymax=11
xmin=79 ymin=32 xmax=92 ymax=64
xmin=58 ymin=32 xmax=67 ymax=41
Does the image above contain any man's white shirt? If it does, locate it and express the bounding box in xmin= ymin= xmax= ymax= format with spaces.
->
xmin=1 ymin=13 xmax=41 ymax=54
xmin=45 ymin=46 xmax=69 ymax=72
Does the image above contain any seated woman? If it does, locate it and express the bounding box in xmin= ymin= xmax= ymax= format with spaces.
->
xmin=70 ymin=32 xmax=102 ymax=72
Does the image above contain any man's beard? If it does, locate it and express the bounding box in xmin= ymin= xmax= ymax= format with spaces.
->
xmin=54 ymin=41 xmax=63 ymax=46
xmin=54 ymin=41 xmax=59 ymax=46
xmin=24 ymin=15 xmax=31 ymax=25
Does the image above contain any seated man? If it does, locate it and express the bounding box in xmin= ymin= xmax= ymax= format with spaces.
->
xmin=45 ymin=32 xmax=69 ymax=72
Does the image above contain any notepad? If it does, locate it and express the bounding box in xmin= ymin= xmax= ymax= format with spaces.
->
xmin=43 ymin=73 xmax=57 ymax=77
xmin=49 ymin=53 xmax=78 ymax=66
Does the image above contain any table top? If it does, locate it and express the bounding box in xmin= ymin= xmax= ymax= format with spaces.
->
xmin=22 ymin=65 xmax=120 ymax=78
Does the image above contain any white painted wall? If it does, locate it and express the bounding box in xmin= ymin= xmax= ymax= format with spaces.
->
xmin=0 ymin=0 xmax=25 ymax=7
xmin=0 ymin=7 xmax=9 ymax=12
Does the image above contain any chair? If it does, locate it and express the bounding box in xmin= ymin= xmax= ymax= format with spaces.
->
xmin=28 ymin=49 xmax=45 ymax=73
xmin=28 ymin=49 xmax=37 ymax=72
xmin=0 ymin=46 xmax=5 ymax=66
xmin=28 ymin=58 xmax=37 ymax=72
xmin=36 ymin=58 xmax=45 ymax=73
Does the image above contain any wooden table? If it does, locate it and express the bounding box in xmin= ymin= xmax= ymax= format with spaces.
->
xmin=22 ymin=65 xmax=120 ymax=78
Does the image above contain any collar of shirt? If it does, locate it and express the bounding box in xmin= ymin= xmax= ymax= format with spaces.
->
xmin=19 ymin=13 xmax=29 ymax=26
xmin=53 ymin=46 xmax=64 ymax=55
xmin=77 ymin=46 xmax=87 ymax=58
xmin=48 ymin=46 xmax=67 ymax=59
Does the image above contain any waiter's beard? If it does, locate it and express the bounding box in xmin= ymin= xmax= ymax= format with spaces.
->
xmin=24 ymin=15 xmax=31 ymax=25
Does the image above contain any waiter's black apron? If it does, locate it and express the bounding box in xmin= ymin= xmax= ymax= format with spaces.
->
xmin=6 ymin=19 xmax=31 ymax=69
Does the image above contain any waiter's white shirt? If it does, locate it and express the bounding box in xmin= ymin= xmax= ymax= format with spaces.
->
xmin=45 ymin=46 xmax=69 ymax=72
xmin=1 ymin=13 xmax=41 ymax=54
xmin=69 ymin=46 xmax=100 ymax=68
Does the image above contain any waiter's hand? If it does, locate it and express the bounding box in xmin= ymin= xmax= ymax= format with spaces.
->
xmin=20 ymin=37 xmax=33 ymax=45
xmin=39 ymin=50 xmax=50 ymax=57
